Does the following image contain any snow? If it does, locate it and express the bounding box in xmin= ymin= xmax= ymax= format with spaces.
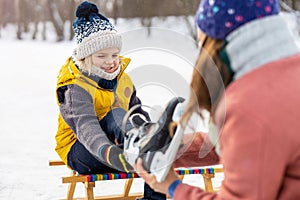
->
xmin=0 ymin=13 xmax=299 ymax=200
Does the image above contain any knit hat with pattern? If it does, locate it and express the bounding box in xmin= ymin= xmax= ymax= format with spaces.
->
xmin=196 ymin=0 xmax=280 ymax=40
xmin=72 ymin=1 xmax=122 ymax=59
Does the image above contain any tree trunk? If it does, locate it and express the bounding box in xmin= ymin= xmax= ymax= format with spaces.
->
xmin=47 ymin=0 xmax=64 ymax=41
xmin=67 ymin=0 xmax=75 ymax=40
xmin=32 ymin=22 xmax=38 ymax=40
xmin=292 ymin=0 xmax=296 ymax=10
xmin=15 ymin=0 xmax=22 ymax=39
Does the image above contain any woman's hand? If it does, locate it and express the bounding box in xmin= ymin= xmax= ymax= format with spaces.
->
xmin=134 ymin=158 xmax=180 ymax=195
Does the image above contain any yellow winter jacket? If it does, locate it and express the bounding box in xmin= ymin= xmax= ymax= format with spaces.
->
xmin=55 ymin=57 xmax=133 ymax=165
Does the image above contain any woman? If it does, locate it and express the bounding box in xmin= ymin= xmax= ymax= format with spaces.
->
xmin=135 ymin=0 xmax=300 ymax=199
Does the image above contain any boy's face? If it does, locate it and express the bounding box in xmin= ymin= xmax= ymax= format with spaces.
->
xmin=91 ymin=47 xmax=120 ymax=73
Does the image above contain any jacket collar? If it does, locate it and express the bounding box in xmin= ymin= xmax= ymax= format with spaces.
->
xmin=69 ymin=56 xmax=131 ymax=90
xmin=223 ymin=15 xmax=299 ymax=80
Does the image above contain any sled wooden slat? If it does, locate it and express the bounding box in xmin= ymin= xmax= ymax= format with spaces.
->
xmin=49 ymin=160 xmax=223 ymax=200
xmin=49 ymin=159 xmax=65 ymax=166
xmin=63 ymin=175 xmax=92 ymax=183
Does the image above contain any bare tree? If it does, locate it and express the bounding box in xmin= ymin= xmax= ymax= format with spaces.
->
xmin=41 ymin=0 xmax=48 ymax=41
xmin=47 ymin=0 xmax=64 ymax=41
xmin=15 ymin=0 xmax=29 ymax=39
xmin=292 ymin=0 xmax=296 ymax=10
xmin=29 ymin=0 xmax=49 ymax=41
xmin=281 ymin=0 xmax=300 ymax=10
xmin=0 ymin=0 xmax=3 ymax=38
xmin=66 ymin=0 xmax=76 ymax=40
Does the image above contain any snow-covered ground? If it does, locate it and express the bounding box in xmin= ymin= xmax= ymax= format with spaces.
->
xmin=0 ymin=13 xmax=299 ymax=200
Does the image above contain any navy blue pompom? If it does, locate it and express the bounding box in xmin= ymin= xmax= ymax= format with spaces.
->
xmin=75 ymin=1 xmax=99 ymax=18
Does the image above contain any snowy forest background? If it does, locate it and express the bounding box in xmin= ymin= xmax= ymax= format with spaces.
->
xmin=1 ymin=0 xmax=300 ymax=42
xmin=1 ymin=0 xmax=300 ymax=200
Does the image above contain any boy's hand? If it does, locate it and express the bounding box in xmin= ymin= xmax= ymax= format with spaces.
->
xmin=99 ymin=144 xmax=133 ymax=172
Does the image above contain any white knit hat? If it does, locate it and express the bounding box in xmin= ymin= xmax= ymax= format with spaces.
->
xmin=72 ymin=1 xmax=122 ymax=59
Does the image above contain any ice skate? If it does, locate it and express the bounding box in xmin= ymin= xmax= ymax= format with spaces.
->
xmin=124 ymin=97 xmax=185 ymax=182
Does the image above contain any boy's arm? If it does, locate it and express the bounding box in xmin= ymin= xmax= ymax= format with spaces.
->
xmin=58 ymin=84 xmax=133 ymax=172
xmin=58 ymin=84 xmax=112 ymax=157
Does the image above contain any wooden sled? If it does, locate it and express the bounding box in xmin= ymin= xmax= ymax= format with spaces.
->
xmin=49 ymin=160 xmax=223 ymax=200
